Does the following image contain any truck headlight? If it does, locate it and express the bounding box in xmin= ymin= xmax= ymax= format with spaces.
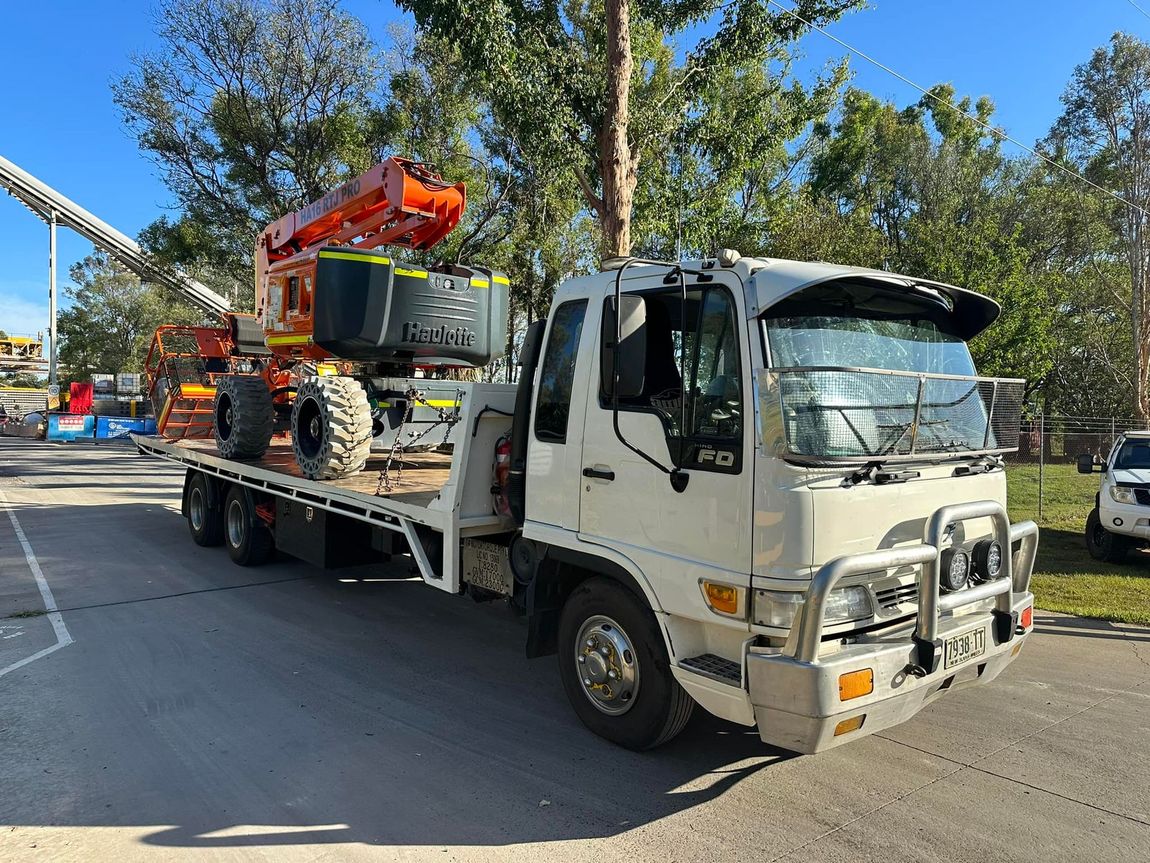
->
xmin=753 ymin=586 xmax=873 ymax=629
xmin=1110 ymin=485 xmax=1137 ymax=505
xmin=825 ymin=585 xmax=873 ymax=623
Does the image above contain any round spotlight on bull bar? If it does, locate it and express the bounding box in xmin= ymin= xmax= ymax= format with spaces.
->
xmin=940 ymin=548 xmax=971 ymax=593
xmin=973 ymin=539 xmax=1003 ymax=581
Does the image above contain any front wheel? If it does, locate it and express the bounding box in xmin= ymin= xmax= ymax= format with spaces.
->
xmin=558 ymin=577 xmax=694 ymax=750
xmin=1086 ymin=508 xmax=1132 ymax=563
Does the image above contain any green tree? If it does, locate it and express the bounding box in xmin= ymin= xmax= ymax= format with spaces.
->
xmin=398 ymin=0 xmax=864 ymax=258
xmin=114 ymin=0 xmax=381 ymax=293
xmin=0 ymin=373 xmax=46 ymax=388
xmin=633 ymin=54 xmax=847 ymax=259
xmin=1049 ymin=32 xmax=1150 ymax=423
xmin=808 ymin=86 xmax=1056 ymax=385
xmin=57 ymin=252 xmax=205 ymax=379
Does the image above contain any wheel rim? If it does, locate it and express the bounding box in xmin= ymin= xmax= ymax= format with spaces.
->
xmin=216 ymin=392 xmax=234 ymax=441
xmin=189 ymin=486 xmax=205 ymax=532
xmin=295 ymin=396 xmax=324 ymax=459
xmin=574 ymin=615 xmax=640 ymax=716
xmin=1091 ymin=520 xmax=1108 ymax=550
xmin=227 ymin=498 xmax=245 ymax=548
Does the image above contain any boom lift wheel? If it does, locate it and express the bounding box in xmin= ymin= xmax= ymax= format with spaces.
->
xmin=558 ymin=577 xmax=695 ymax=750
xmin=223 ymin=485 xmax=274 ymax=566
xmin=291 ymin=376 xmax=374 ymax=480
xmin=214 ymin=375 xmax=274 ymax=460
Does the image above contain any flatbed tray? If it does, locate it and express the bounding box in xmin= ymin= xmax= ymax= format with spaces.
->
xmin=138 ymin=436 xmax=454 ymax=509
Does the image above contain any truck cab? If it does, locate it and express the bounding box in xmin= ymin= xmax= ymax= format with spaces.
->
xmin=515 ymin=254 xmax=1038 ymax=753
xmin=1079 ymin=430 xmax=1150 ymax=562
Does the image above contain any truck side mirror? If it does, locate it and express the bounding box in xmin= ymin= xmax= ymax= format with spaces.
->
xmin=601 ymin=295 xmax=646 ymax=399
xmin=1077 ymin=453 xmax=1105 ymax=474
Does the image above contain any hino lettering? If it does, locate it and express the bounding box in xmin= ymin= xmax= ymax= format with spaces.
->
xmin=401 ymin=321 xmax=477 ymax=347
xmin=697 ymin=448 xmax=735 ymax=467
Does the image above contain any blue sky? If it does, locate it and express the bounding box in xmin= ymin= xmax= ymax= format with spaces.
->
xmin=2 ymin=0 xmax=1148 ymax=338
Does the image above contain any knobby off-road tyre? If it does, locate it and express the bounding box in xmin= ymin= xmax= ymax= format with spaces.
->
xmin=214 ymin=375 xmax=274 ymax=460
xmin=1086 ymin=508 xmax=1132 ymax=563
xmin=223 ymin=485 xmax=274 ymax=566
xmin=558 ymin=577 xmax=695 ymax=751
xmin=186 ymin=472 xmax=223 ymax=547
xmin=291 ymin=376 xmax=373 ymax=480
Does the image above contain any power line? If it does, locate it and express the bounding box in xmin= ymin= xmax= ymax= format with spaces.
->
xmin=1128 ymin=0 xmax=1150 ymax=23
xmin=766 ymin=0 xmax=1150 ymax=218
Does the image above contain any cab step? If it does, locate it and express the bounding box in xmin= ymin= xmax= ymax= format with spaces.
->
xmin=679 ymin=653 xmax=741 ymax=686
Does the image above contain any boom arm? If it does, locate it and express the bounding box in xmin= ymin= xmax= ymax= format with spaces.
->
xmin=0 ymin=153 xmax=233 ymax=319
xmin=256 ymin=157 xmax=465 ymax=276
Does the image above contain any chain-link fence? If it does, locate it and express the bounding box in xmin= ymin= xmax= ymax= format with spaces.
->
xmin=1003 ymin=414 xmax=1147 ymax=523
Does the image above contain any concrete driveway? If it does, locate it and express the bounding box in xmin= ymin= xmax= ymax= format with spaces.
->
xmin=1 ymin=438 xmax=1148 ymax=861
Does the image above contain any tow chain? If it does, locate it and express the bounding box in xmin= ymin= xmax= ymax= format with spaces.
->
xmin=375 ymin=387 xmax=463 ymax=495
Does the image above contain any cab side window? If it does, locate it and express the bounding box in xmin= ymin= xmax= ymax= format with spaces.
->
xmin=535 ymin=300 xmax=588 ymax=444
xmin=605 ymin=286 xmax=743 ymax=472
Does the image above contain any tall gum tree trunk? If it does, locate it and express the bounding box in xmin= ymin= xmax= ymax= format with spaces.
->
xmin=601 ymin=0 xmax=635 ymax=258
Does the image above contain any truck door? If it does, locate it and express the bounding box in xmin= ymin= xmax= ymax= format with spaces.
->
xmin=578 ymin=282 xmax=752 ymax=608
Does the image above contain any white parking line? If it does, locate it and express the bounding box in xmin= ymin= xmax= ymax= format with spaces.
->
xmin=0 ymin=488 xmax=73 ymax=678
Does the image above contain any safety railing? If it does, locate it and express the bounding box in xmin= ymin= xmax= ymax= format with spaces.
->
xmin=791 ymin=500 xmax=1038 ymax=668
xmin=763 ymin=366 xmax=1026 ymax=464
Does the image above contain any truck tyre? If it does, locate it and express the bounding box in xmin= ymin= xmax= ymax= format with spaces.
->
xmin=223 ymin=486 xmax=274 ymax=566
xmin=214 ymin=375 xmax=274 ymax=460
xmin=1086 ymin=508 xmax=1132 ymax=563
xmin=186 ymin=473 xmax=223 ymax=547
xmin=292 ymin=376 xmax=373 ymax=480
xmin=558 ymin=577 xmax=695 ymax=750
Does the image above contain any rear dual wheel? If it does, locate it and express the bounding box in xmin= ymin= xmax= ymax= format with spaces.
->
xmin=224 ymin=486 xmax=274 ymax=566
xmin=186 ymin=473 xmax=223 ymax=547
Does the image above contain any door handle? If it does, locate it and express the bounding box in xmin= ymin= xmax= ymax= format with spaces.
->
xmin=582 ymin=467 xmax=616 ymax=482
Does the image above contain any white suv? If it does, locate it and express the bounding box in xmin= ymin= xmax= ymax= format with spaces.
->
xmin=1079 ymin=430 xmax=1150 ymax=562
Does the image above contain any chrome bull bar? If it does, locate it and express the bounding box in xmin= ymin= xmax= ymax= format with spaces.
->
xmin=792 ymin=501 xmax=1039 ymax=670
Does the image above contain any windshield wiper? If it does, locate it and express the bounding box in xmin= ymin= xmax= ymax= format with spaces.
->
xmin=842 ymin=461 xmax=921 ymax=486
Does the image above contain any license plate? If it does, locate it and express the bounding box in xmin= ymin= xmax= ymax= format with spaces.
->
xmin=461 ymin=538 xmax=513 ymax=595
xmin=943 ymin=627 xmax=986 ymax=669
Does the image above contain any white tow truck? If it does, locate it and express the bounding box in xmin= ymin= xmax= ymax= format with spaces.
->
xmin=136 ymin=253 xmax=1039 ymax=753
xmin=1078 ymin=430 xmax=1150 ymax=561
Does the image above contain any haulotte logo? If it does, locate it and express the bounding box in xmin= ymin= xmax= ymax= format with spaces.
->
xmin=401 ymin=321 xmax=477 ymax=347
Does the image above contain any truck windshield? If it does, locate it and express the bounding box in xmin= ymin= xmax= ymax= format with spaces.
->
xmin=760 ymin=280 xmax=1023 ymax=461
xmin=1113 ymin=439 xmax=1150 ymax=470
xmin=762 ymin=281 xmax=977 ymax=375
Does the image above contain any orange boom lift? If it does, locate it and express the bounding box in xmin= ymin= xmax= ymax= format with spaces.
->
xmin=146 ymin=157 xmax=507 ymax=481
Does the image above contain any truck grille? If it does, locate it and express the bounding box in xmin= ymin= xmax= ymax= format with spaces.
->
xmin=874 ymin=583 xmax=918 ymax=610
xmin=1136 ymin=489 xmax=1150 ymax=506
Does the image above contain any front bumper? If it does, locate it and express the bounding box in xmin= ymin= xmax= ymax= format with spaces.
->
xmin=747 ymin=500 xmax=1038 ymax=754
xmin=1098 ymin=501 xmax=1150 ymax=539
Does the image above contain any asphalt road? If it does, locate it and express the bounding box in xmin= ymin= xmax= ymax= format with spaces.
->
xmin=1 ymin=437 xmax=1148 ymax=862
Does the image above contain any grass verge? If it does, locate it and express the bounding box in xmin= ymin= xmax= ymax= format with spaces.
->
xmin=1008 ymin=462 xmax=1150 ymax=626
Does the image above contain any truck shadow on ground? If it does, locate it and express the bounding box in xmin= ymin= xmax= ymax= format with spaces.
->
xmin=1 ymin=491 xmax=802 ymax=852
